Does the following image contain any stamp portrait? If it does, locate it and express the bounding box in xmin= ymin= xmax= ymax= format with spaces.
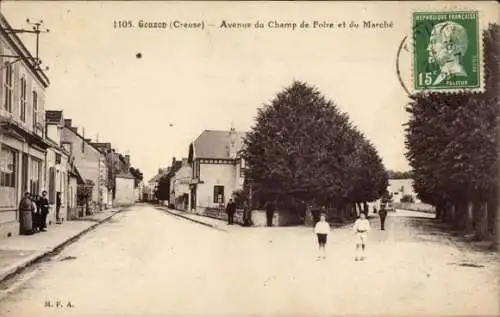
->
xmin=412 ymin=11 xmax=481 ymax=91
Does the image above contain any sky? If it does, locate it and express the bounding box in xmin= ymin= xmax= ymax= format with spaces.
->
xmin=1 ymin=1 xmax=497 ymax=181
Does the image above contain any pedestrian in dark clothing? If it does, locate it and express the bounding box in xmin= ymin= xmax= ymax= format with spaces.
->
xmin=242 ymin=201 xmax=251 ymax=226
xmin=56 ymin=192 xmax=62 ymax=224
xmin=39 ymin=191 xmax=50 ymax=231
xmin=378 ymin=206 xmax=388 ymax=230
xmin=31 ymin=194 xmax=40 ymax=232
xmin=18 ymin=192 xmax=34 ymax=235
xmin=311 ymin=208 xmax=321 ymax=226
xmin=226 ymin=198 xmax=236 ymax=225
xmin=265 ymin=201 xmax=276 ymax=227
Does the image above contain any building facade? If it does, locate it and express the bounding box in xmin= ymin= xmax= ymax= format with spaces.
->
xmin=0 ymin=13 xmax=50 ymax=227
xmin=45 ymin=110 xmax=71 ymax=223
xmin=170 ymin=158 xmax=191 ymax=210
xmin=60 ymin=119 xmax=107 ymax=211
xmin=188 ymin=129 xmax=247 ymax=212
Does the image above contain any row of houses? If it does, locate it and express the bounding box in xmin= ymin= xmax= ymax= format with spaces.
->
xmin=0 ymin=12 xmax=140 ymax=234
xmin=149 ymin=128 xmax=247 ymax=213
xmin=148 ymin=128 xmax=424 ymax=217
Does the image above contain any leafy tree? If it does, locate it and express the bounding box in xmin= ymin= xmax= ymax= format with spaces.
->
xmin=405 ymin=24 xmax=499 ymax=243
xmin=129 ymin=167 xmax=144 ymax=188
xmin=242 ymin=81 xmax=387 ymax=216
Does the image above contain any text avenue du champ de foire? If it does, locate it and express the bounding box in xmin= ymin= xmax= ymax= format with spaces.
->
xmin=219 ymin=20 xmax=394 ymax=30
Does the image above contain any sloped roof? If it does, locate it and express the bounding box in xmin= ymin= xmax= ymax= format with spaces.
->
xmin=69 ymin=165 xmax=85 ymax=184
xmin=192 ymin=130 xmax=247 ymax=159
xmin=45 ymin=110 xmax=63 ymax=124
xmin=116 ymin=170 xmax=135 ymax=179
xmin=148 ymin=168 xmax=169 ymax=183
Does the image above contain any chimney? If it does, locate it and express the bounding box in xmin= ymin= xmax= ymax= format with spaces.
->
xmin=228 ymin=127 xmax=237 ymax=158
xmin=70 ymin=127 xmax=78 ymax=133
xmin=124 ymin=154 xmax=130 ymax=167
xmin=64 ymin=119 xmax=72 ymax=128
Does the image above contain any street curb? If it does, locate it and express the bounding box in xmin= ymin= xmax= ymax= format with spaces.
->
xmin=0 ymin=209 xmax=123 ymax=286
xmin=156 ymin=207 xmax=228 ymax=232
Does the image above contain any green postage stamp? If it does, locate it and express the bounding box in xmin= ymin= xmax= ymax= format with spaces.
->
xmin=412 ymin=11 xmax=482 ymax=92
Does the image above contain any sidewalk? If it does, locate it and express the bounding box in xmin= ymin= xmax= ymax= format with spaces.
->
xmin=0 ymin=208 xmax=122 ymax=285
xmin=157 ymin=206 xmax=235 ymax=230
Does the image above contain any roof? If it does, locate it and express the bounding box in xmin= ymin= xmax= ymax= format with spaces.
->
xmin=69 ymin=165 xmax=85 ymax=184
xmin=191 ymin=130 xmax=247 ymax=159
xmin=63 ymin=125 xmax=102 ymax=154
xmin=45 ymin=111 xmax=63 ymax=124
xmin=148 ymin=168 xmax=168 ymax=183
xmin=116 ymin=170 xmax=136 ymax=179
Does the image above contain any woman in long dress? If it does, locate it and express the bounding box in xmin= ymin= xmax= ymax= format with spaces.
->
xmin=18 ymin=192 xmax=34 ymax=235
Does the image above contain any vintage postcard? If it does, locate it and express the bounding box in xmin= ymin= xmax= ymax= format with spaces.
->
xmin=0 ymin=1 xmax=498 ymax=317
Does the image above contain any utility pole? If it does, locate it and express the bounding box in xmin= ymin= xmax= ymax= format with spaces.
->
xmin=0 ymin=18 xmax=50 ymax=71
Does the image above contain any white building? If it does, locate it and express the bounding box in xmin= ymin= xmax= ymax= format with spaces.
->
xmin=114 ymin=172 xmax=135 ymax=206
xmin=170 ymin=158 xmax=191 ymax=211
xmin=0 ymin=13 xmax=50 ymax=233
xmin=187 ymin=128 xmax=247 ymax=212
xmin=45 ymin=110 xmax=70 ymax=223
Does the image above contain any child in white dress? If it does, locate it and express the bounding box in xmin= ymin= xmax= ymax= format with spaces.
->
xmin=353 ymin=213 xmax=370 ymax=261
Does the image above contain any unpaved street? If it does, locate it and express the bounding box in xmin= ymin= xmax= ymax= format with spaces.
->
xmin=0 ymin=205 xmax=498 ymax=316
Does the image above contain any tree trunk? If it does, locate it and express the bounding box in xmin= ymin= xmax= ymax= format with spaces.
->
xmin=363 ymin=202 xmax=369 ymax=216
xmin=448 ymin=203 xmax=456 ymax=226
xmin=455 ymin=201 xmax=467 ymax=230
xmin=356 ymin=202 xmax=362 ymax=217
xmin=465 ymin=201 xmax=474 ymax=232
xmin=441 ymin=203 xmax=449 ymax=223
xmin=493 ymin=197 xmax=500 ymax=251
xmin=435 ymin=204 xmax=442 ymax=220
xmin=475 ymin=200 xmax=489 ymax=241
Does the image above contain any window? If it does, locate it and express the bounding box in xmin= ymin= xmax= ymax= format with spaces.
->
xmin=32 ymin=90 xmax=38 ymax=129
xmin=20 ymin=76 xmax=27 ymax=121
xmin=0 ymin=146 xmax=16 ymax=188
xmin=213 ymin=185 xmax=224 ymax=204
xmin=3 ymin=63 xmax=13 ymax=112
xmin=55 ymin=153 xmax=61 ymax=164
xmin=49 ymin=167 xmax=55 ymax=203
xmin=29 ymin=158 xmax=41 ymax=195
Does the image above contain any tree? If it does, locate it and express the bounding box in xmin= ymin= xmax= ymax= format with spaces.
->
xmin=405 ymin=24 xmax=499 ymax=243
xmin=156 ymin=175 xmax=171 ymax=202
xmin=242 ymin=81 xmax=388 ymax=217
xmin=129 ymin=167 xmax=144 ymax=188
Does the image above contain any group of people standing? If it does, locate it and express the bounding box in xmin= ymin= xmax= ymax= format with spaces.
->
xmin=18 ymin=191 xmax=62 ymax=235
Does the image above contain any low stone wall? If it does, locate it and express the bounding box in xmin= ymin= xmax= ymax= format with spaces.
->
xmin=251 ymin=209 xmax=303 ymax=227
xmin=394 ymin=202 xmax=435 ymax=213
xmin=202 ymin=207 xmax=245 ymax=224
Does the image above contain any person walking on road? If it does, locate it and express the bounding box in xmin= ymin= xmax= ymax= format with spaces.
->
xmin=226 ymin=198 xmax=236 ymax=225
xmin=264 ymin=201 xmax=276 ymax=227
xmin=378 ymin=205 xmax=387 ymax=230
xmin=39 ymin=191 xmax=50 ymax=231
xmin=314 ymin=213 xmax=330 ymax=260
xmin=18 ymin=192 xmax=34 ymax=235
xmin=353 ymin=213 xmax=371 ymax=261
xmin=242 ymin=201 xmax=252 ymax=226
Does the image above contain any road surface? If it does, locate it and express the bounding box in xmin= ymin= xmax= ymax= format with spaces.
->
xmin=0 ymin=205 xmax=498 ymax=316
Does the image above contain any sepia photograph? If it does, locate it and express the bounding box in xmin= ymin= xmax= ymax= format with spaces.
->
xmin=0 ymin=1 xmax=498 ymax=316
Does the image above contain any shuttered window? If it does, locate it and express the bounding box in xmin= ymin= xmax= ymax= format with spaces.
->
xmin=49 ymin=166 xmax=56 ymax=204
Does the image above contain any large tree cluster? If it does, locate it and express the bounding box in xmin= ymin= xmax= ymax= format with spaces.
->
xmin=405 ymin=24 xmax=499 ymax=243
xmin=242 ymin=81 xmax=388 ymax=216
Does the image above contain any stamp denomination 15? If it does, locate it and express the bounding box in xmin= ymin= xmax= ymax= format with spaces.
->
xmin=412 ymin=11 xmax=481 ymax=92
